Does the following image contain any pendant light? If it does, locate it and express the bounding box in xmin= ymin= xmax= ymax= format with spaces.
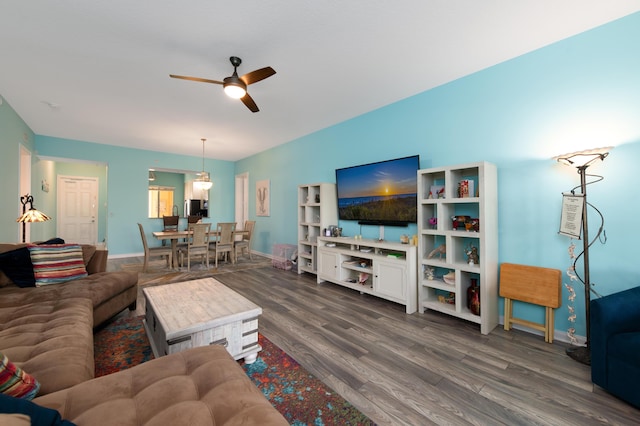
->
xmin=194 ymin=138 xmax=213 ymax=191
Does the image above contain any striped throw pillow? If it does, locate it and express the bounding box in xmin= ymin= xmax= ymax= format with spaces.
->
xmin=0 ymin=353 xmax=40 ymax=400
xmin=28 ymin=244 xmax=88 ymax=287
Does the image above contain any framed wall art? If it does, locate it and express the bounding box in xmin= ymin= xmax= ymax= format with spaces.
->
xmin=559 ymin=192 xmax=584 ymax=239
xmin=256 ymin=179 xmax=270 ymax=216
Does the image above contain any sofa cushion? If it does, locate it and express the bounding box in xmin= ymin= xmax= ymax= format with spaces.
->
xmin=29 ymin=245 xmax=88 ymax=287
xmin=79 ymin=246 xmax=96 ymax=269
xmin=40 ymin=238 xmax=65 ymax=245
xmin=0 ymin=353 xmax=40 ymax=399
xmin=0 ymin=241 xmax=67 ymax=288
xmin=0 ymin=394 xmax=76 ymax=426
xmin=0 ymin=247 xmax=35 ymax=288
xmin=0 ymin=298 xmax=94 ymax=396
xmin=34 ymin=345 xmax=288 ymax=426
xmin=0 ymin=271 xmax=138 ymax=328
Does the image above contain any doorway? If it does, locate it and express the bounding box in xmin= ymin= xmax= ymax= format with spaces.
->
xmin=19 ymin=145 xmax=31 ymax=242
xmin=235 ymin=172 xmax=249 ymax=231
xmin=56 ymin=175 xmax=99 ymax=244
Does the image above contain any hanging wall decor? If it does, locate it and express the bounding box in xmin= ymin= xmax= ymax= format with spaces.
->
xmin=256 ymin=179 xmax=270 ymax=216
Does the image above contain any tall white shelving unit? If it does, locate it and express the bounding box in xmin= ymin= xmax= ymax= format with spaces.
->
xmin=297 ymin=183 xmax=338 ymax=275
xmin=417 ymin=161 xmax=498 ymax=334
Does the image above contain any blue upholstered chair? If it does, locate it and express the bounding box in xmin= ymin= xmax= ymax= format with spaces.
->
xmin=590 ymin=285 xmax=640 ymax=408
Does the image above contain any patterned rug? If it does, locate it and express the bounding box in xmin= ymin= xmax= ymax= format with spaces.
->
xmin=93 ymin=316 xmax=375 ymax=425
xmin=242 ymin=335 xmax=374 ymax=426
xmin=94 ymin=315 xmax=154 ymax=377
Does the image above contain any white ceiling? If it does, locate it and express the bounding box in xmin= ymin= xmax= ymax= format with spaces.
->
xmin=2 ymin=1 xmax=639 ymax=161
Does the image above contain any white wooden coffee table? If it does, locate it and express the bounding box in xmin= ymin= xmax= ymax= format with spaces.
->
xmin=142 ymin=278 xmax=262 ymax=363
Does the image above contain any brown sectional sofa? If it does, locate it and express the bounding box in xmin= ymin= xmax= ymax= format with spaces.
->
xmin=0 ymin=243 xmax=138 ymax=395
xmin=0 ymin=243 xmax=288 ymax=425
xmin=35 ymin=346 xmax=290 ymax=426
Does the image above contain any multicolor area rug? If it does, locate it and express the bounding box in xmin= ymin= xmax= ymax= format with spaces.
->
xmin=93 ymin=315 xmax=154 ymax=377
xmin=93 ymin=316 xmax=375 ymax=425
xmin=242 ymin=334 xmax=374 ymax=425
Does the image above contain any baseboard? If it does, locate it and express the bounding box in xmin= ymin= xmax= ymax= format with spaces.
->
xmin=498 ymin=315 xmax=586 ymax=345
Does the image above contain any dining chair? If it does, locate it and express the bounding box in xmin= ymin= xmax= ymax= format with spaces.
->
xmin=138 ymin=223 xmax=173 ymax=272
xmin=177 ymin=215 xmax=202 ymax=244
xmin=209 ymin=222 xmax=236 ymax=268
xmin=163 ymin=215 xmax=180 ymax=231
xmin=187 ymin=215 xmax=201 ymax=224
xmin=234 ymin=220 xmax=256 ymax=261
xmin=161 ymin=215 xmax=180 ymax=246
xmin=179 ymin=222 xmax=211 ymax=271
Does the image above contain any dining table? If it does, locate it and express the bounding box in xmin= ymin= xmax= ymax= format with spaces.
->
xmin=152 ymin=228 xmax=248 ymax=269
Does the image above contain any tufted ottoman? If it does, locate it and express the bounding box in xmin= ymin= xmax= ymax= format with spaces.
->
xmin=33 ymin=345 xmax=289 ymax=426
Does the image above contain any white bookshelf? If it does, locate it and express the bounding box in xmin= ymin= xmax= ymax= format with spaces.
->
xmin=297 ymin=183 xmax=338 ymax=275
xmin=417 ymin=161 xmax=498 ymax=334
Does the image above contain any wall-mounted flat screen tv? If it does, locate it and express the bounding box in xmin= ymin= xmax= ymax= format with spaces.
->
xmin=335 ymin=155 xmax=420 ymax=226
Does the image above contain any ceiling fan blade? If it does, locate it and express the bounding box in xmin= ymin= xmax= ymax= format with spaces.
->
xmin=240 ymin=93 xmax=259 ymax=113
xmin=240 ymin=67 xmax=276 ymax=86
xmin=169 ymin=74 xmax=224 ymax=85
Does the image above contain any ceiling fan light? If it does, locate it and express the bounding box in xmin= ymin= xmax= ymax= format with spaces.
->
xmin=224 ymin=83 xmax=246 ymax=99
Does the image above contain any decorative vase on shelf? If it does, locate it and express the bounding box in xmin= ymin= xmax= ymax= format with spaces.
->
xmin=467 ymin=279 xmax=479 ymax=310
xmin=467 ymin=278 xmax=480 ymax=315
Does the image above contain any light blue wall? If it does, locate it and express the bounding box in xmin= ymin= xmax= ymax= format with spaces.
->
xmin=236 ymin=13 xmax=640 ymax=338
xmin=34 ymin=136 xmax=236 ymax=255
xmin=0 ymin=98 xmax=36 ymax=242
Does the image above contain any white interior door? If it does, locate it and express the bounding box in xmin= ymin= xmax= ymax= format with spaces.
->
xmin=57 ymin=175 xmax=98 ymax=244
xmin=235 ymin=173 xmax=249 ymax=235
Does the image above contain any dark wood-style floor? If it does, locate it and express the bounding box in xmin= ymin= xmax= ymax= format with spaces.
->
xmin=111 ymin=257 xmax=639 ymax=425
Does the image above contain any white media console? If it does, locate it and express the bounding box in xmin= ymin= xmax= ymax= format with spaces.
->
xmin=316 ymin=236 xmax=417 ymax=313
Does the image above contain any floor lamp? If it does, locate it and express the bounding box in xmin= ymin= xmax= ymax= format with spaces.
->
xmin=555 ymin=148 xmax=610 ymax=365
xmin=16 ymin=194 xmax=51 ymax=243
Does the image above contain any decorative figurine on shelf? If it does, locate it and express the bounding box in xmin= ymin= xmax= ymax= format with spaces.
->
xmin=427 ymin=244 xmax=446 ymax=260
xmin=424 ymin=266 xmax=434 ymax=281
xmin=463 ymin=218 xmax=480 ymax=232
xmin=437 ymin=292 xmax=455 ymax=304
xmin=358 ymin=272 xmax=369 ymax=285
xmin=451 ymin=215 xmax=471 ymax=230
xmin=446 ymin=292 xmax=455 ymax=304
xmin=428 ymin=185 xmax=445 ymax=199
xmin=465 ymin=244 xmax=479 ymax=265
xmin=442 ymin=271 xmax=455 ymax=285
xmin=428 ymin=217 xmax=437 ymax=229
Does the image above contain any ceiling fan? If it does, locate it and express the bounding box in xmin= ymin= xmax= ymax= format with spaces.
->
xmin=170 ymin=56 xmax=276 ymax=113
